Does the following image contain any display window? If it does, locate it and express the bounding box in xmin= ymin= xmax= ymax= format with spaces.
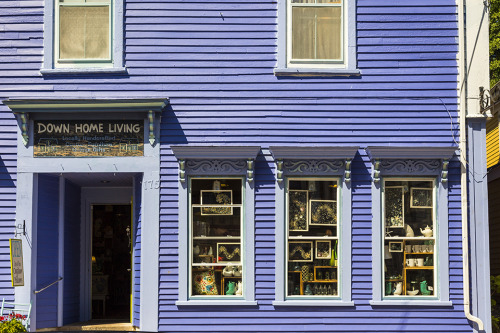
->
xmin=190 ymin=178 xmax=244 ymax=297
xmin=286 ymin=178 xmax=339 ymax=297
xmin=383 ymin=179 xmax=436 ymax=298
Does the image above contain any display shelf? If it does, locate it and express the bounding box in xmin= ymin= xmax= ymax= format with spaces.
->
xmin=305 ymin=280 xmax=338 ymax=283
xmin=385 ymin=237 xmax=435 ymax=240
xmin=404 ymin=267 xmax=434 ymax=270
xmin=193 ymin=236 xmax=241 ymax=240
xmin=385 ymin=279 xmax=403 ymax=282
xmin=288 ymin=236 xmax=338 ymax=240
xmin=221 ymin=276 xmax=242 ymax=295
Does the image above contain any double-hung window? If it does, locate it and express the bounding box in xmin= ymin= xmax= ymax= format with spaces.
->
xmin=42 ymin=0 xmax=124 ymax=72
xmin=56 ymin=0 xmax=111 ymax=65
xmin=275 ymin=0 xmax=358 ymax=75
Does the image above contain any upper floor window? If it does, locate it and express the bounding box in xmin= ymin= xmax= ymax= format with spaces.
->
xmin=56 ymin=0 xmax=111 ymax=65
xmin=42 ymin=0 xmax=124 ymax=72
xmin=289 ymin=0 xmax=343 ymax=66
xmin=275 ymin=0 xmax=358 ymax=75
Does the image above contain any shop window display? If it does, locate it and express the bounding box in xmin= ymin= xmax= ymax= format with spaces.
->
xmin=190 ymin=178 xmax=243 ymax=297
xmin=287 ymin=179 xmax=339 ymax=297
xmin=383 ymin=179 xmax=436 ymax=297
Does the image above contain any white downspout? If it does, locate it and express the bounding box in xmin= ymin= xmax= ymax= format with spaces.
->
xmin=458 ymin=0 xmax=485 ymax=330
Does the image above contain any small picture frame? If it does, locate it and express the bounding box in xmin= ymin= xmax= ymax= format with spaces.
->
xmin=315 ymin=240 xmax=332 ymax=259
xmin=385 ymin=186 xmax=405 ymax=228
xmin=410 ymin=188 xmax=433 ymax=208
xmin=216 ymin=243 xmax=241 ymax=263
xmin=201 ymin=190 xmax=233 ymax=215
xmin=288 ymin=190 xmax=309 ymax=231
xmin=309 ymin=200 xmax=337 ymax=226
xmin=288 ymin=241 xmax=313 ymax=262
xmin=389 ymin=241 xmax=403 ymax=253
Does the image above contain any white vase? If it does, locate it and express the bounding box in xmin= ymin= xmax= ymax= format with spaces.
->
xmin=235 ymin=281 xmax=242 ymax=295
xmin=193 ymin=245 xmax=200 ymax=256
xmin=393 ymin=282 xmax=403 ymax=295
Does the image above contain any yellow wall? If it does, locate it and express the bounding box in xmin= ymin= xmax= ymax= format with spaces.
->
xmin=487 ymin=116 xmax=500 ymax=168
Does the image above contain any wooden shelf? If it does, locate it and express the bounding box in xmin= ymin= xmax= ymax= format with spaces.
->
xmin=193 ymin=236 xmax=241 ymax=240
xmin=385 ymin=279 xmax=403 ymax=282
xmin=404 ymin=252 xmax=434 ymax=255
xmin=405 ymin=266 xmax=434 ymax=270
xmin=305 ymin=280 xmax=338 ymax=283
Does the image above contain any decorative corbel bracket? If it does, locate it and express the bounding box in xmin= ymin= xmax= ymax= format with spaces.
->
xmin=345 ymin=159 xmax=352 ymax=183
xmin=179 ymin=159 xmax=186 ymax=183
xmin=276 ymin=159 xmax=284 ymax=184
xmin=148 ymin=110 xmax=156 ymax=146
xmin=19 ymin=112 xmax=29 ymax=146
xmin=247 ymin=159 xmax=254 ymax=184
xmin=441 ymin=160 xmax=449 ymax=184
xmin=373 ymin=159 xmax=381 ymax=183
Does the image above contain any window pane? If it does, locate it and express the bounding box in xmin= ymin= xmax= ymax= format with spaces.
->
xmin=287 ymin=179 xmax=339 ymax=297
xmin=291 ymin=6 xmax=341 ymax=60
xmin=190 ymin=178 xmax=243 ymax=297
xmin=59 ymin=6 xmax=110 ymax=60
xmin=383 ymin=180 xmax=436 ymax=297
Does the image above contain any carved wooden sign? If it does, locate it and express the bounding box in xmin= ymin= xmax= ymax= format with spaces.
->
xmin=33 ymin=120 xmax=144 ymax=157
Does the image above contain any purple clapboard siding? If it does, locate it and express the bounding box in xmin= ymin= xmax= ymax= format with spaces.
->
xmin=0 ymin=0 xmax=473 ymax=331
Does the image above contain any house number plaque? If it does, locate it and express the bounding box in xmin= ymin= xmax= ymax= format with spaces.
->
xmin=33 ymin=120 xmax=144 ymax=157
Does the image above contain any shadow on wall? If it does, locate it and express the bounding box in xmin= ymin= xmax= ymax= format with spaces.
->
xmin=0 ymin=155 xmax=15 ymax=190
xmin=160 ymin=105 xmax=188 ymax=145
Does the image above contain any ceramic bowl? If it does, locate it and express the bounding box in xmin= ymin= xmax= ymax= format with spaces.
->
xmin=407 ymin=290 xmax=419 ymax=296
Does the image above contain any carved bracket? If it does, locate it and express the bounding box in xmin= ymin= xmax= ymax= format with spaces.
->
xmin=276 ymin=160 xmax=284 ymax=183
xmin=179 ymin=159 xmax=186 ymax=183
xmin=19 ymin=112 xmax=29 ymax=146
xmin=247 ymin=159 xmax=254 ymax=183
xmin=373 ymin=159 xmax=381 ymax=183
xmin=345 ymin=159 xmax=352 ymax=183
xmin=148 ymin=110 xmax=156 ymax=145
xmin=441 ymin=160 xmax=449 ymax=184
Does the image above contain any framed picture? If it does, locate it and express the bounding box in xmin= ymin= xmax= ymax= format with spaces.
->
xmin=201 ymin=190 xmax=233 ymax=215
xmin=385 ymin=186 xmax=404 ymax=228
xmin=389 ymin=241 xmax=403 ymax=253
xmin=410 ymin=188 xmax=433 ymax=208
xmin=315 ymin=240 xmax=332 ymax=259
xmin=309 ymin=200 xmax=337 ymax=226
xmin=216 ymin=243 xmax=241 ymax=263
xmin=288 ymin=241 xmax=313 ymax=262
xmin=288 ymin=190 xmax=308 ymax=231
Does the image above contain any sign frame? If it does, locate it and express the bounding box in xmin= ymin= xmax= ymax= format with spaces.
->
xmin=9 ymin=239 xmax=24 ymax=287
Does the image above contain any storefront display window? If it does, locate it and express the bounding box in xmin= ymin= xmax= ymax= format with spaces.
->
xmin=383 ymin=179 xmax=436 ymax=298
xmin=286 ymin=178 xmax=339 ymax=297
xmin=190 ymin=178 xmax=244 ymax=297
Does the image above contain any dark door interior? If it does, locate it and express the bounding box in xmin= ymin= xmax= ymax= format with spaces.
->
xmin=91 ymin=204 xmax=131 ymax=320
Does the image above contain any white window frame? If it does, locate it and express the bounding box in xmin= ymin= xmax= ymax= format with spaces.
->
xmin=365 ymin=146 xmax=456 ymax=307
xmin=381 ymin=177 xmax=439 ymax=300
xmin=42 ymin=0 xmax=125 ymax=73
xmin=285 ymin=177 xmax=342 ymax=299
xmin=275 ymin=0 xmax=358 ymax=75
xmin=188 ymin=177 xmax=246 ymax=299
xmin=172 ymin=146 xmax=260 ymax=306
xmin=55 ymin=0 xmax=113 ymax=68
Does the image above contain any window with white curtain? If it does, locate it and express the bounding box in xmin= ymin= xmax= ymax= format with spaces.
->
xmin=289 ymin=0 xmax=343 ymax=63
xmin=55 ymin=0 xmax=112 ymax=65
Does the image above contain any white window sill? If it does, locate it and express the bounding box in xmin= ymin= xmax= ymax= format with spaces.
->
xmin=272 ymin=300 xmax=355 ymax=307
xmin=40 ymin=67 xmax=128 ymax=75
xmin=369 ymin=300 xmax=452 ymax=307
xmin=176 ymin=300 xmax=258 ymax=307
xmin=274 ymin=67 xmax=361 ymax=77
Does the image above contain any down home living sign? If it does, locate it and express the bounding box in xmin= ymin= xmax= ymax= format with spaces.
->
xmin=33 ymin=120 xmax=144 ymax=157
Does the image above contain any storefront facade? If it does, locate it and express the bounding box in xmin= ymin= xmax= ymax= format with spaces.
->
xmin=0 ymin=0 xmax=492 ymax=332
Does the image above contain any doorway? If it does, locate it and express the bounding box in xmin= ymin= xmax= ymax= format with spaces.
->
xmin=91 ymin=204 xmax=132 ymax=320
